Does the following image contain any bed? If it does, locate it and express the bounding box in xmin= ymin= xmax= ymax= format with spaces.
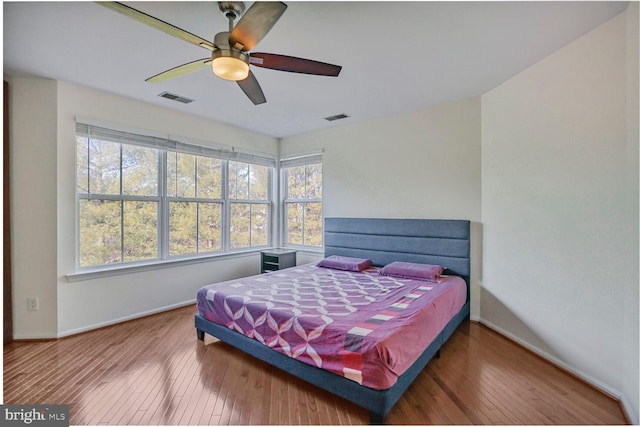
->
xmin=195 ymin=217 xmax=471 ymax=424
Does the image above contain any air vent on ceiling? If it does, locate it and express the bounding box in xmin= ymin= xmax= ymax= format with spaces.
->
xmin=324 ymin=113 xmax=350 ymax=122
xmin=158 ymin=92 xmax=194 ymax=104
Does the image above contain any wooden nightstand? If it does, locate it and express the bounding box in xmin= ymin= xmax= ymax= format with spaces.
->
xmin=261 ymin=249 xmax=297 ymax=273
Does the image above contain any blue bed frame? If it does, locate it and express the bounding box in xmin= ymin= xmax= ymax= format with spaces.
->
xmin=195 ymin=217 xmax=471 ymax=424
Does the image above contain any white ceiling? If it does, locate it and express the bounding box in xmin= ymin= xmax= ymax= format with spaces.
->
xmin=3 ymin=1 xmax=628 ymax=138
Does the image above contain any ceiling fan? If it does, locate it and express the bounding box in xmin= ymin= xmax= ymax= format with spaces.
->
xmin=99 ymin=1 xmax=342 ymax=105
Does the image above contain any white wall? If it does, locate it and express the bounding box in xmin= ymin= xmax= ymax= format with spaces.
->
xmin=281 ymin=98 xmax=483 ymax=318
xmin=623 ymin=2 xmax=639 ymax=423
xmin=9 ymin=79 xmax=279 ymax=337
xmin=481 ymin=7 xmax=638 ymax=422
xmin=9 ymin=78 xmax=59 ymax=338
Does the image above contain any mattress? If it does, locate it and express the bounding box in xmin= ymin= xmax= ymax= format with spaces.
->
xmin=196 ymin=263 xmax=466 ymax=390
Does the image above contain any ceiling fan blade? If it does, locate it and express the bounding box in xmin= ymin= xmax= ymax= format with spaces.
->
xmin=229 ymin=2 xmax=287 ymax=51
xmin=237 ymin=71 xmax=266 ymax=105
xmin=146 ymin=58 xmax=212 ymax=83
xmin=250 ymin=53 xmax=342 ymax=77
xmin=98 ymin=2 xmax=216 ymax=51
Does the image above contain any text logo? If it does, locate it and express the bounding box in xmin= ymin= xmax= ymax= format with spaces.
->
xmin=2 ymin=405 xmax=69 ymax=427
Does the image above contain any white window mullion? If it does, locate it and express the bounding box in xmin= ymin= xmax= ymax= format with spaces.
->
xmin=159 ymin=150 xmax=169 ymax=260
xmin=195 ymin=202 xmax=200 ymax=254
xmin=248 ymin=204 xmax=253 ymax=246
xmin=222 ymin=159 xmax=230 ymax=252
xmin=85 ymin=135 xmax=91 ymax=198
xmin=269 ymin=166 xmax=276 ymax=248
xmin=119 ymin=144 xmax=125 ymax=263
xmin=279 ymin=167 xmax=287 ymax=248
xmin=120 ymin=200 xmax=125 ymax=263
xmin=194 ymin=156 xmax=199 ymax=254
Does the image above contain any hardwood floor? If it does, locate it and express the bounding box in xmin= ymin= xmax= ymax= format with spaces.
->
xmin=4 ymin=305 xmax=627 ymax=425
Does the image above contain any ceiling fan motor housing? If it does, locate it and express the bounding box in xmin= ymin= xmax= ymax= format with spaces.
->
xmin=218 ymin=2 xmax=245 ymax=20
xmin=211 ymin=49 xmax=249 ymax=64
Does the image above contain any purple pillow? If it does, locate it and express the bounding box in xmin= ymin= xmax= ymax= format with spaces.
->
xmin=316 ymin=255 xmax=372 ymax=272
xmin=379 ymin=261 xmax=444 ymax=282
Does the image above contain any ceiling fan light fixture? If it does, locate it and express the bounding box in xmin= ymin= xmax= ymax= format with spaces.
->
xmin=211 ymin=50 xmax=250 ymax=81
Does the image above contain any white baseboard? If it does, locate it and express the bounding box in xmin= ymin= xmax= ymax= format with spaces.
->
xmin=56 ymin=299 xmax=196 ymax=338
xmin=620 ymin=393 xmax=639 ymax=425
xmin=12 ymin=332 xmax=59 ymax=340
xmin=479 ymin=318 xmax=638 ymax=425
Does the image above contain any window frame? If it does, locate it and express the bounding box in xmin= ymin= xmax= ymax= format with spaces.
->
xmin=74 ymin=121 xmax=275 ymax=273
xmin=280 ymin=153 xmax=323 ymax=251
xmin=227 ymin=160 xmax=272 ymax=250
xmin=75 ymin=134 xmax=164 ymax=267
xmin=165 ymin=151 xmax=227 ymax=259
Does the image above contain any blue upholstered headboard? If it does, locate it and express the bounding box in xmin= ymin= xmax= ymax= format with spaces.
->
xmin=324 ymin=218 xmax=471 ymax=282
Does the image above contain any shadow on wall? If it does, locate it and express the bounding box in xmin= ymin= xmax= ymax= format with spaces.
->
xmin=470 ymin=221 xmax=483 ymax=320
xmin=479 ymin=287 xmax=561 ymax=361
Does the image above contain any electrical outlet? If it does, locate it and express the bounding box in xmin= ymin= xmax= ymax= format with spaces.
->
xmin=27 ymin=297 xmax=39 ymax=311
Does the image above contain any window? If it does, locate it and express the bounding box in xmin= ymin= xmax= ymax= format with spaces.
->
xmin=76 ymin=135 xmax=160 ymax=266
xmin=76 ymin=122 xmax=274 ymax=269
xmin=281 ymin=154 xmax=323 ymax=248
xmin=229 ymin=161 xmax=270 ymax=248
xmin=167 ymin=152 xmax=223 ymax=256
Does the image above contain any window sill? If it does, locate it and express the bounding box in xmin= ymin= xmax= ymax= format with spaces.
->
xmin=65 ymin=250 xmax=263 ymax=283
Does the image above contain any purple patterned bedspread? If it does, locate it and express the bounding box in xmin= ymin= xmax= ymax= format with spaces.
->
xmin=196 ymin=263 xmax=466 ymax=390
